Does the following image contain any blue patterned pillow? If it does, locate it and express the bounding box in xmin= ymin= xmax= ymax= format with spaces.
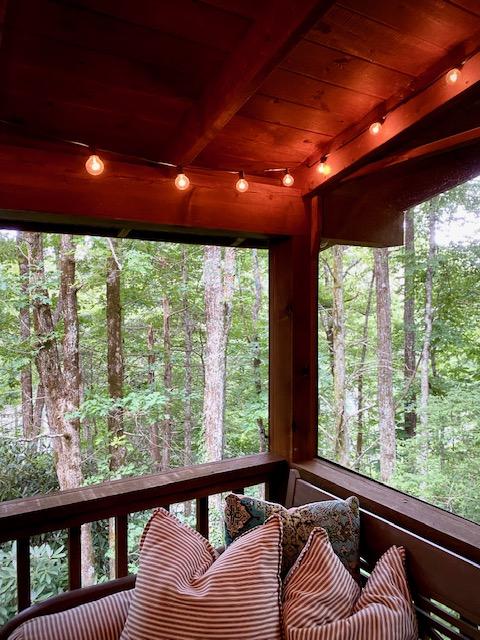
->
xmin=224 ymin=494 xmax=360 ymax=580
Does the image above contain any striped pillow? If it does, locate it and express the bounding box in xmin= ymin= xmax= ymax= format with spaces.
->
xmin=8 ymin=589 xmax=133 ymax=640
xmin=283 ymin=528 xmax=418 ymax=640
xmin=120 ymin=508 xmax=283 ymax=640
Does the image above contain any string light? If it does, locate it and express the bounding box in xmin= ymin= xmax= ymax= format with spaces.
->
xmin=446 ymin=68 xmax=461 ymax=85
xmin=369 ymin=121 xmax=383 ymax=136
xmin=85 ymin=153 xmax=104 ymax=176
xmin=236 ymin=171 xmax=249 ymax=193
xmin=174 ymin=167 xmax=190 ymax=190
xmin=282 ymin=169 xmax=294 ymax=186
xmin=317 ymin=156 xmax=332 ymax=176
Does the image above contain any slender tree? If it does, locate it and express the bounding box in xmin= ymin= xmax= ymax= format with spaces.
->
xmin=332 ymin=246 xmax=348 ymax=466
xmin=147 ymin=325 xmax=161 ymax=469
xmin=355 ymin=271 xmax=375 ymax=470
xmin=419 ymin=201 xmax=438 ymax=468
xmin=251 ymin=249 xmax=267 ymax=452
xmin=161 ymin=296 xmax=173 ymax=471
xmin=202 ymin=246 xmax=235 ymax=463
xmin=404 ymin=209 xmax=417 ymax=437
xmin=16 ymin=232 xmax=34 ymax=439
xmin=106 ymin=239 xmax=125 ymax=472
xmin=182 ymin=247 xmax=195 ymax=516
xmin=374 ymin=247 xmax=396 ymax=483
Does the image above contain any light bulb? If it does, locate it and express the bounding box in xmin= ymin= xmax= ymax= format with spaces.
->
xmin=282 ymin=169 xmax=294 ymax=186
xmin=446 ymin=68 xmax=461 ymax=85
xmin=317 ymin=160 xmax=332 ymax=176
xmin=85 ymin=154 xmax=104 ymax=176
xmin=236 ymin=172 xmax=249 ymax=193
xmin=175 ymin=171 xmax=190 ymax=191
xmin=369 ymin=121 xmax=382 ymax=136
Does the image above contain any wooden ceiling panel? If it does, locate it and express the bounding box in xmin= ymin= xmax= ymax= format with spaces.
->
xmin=195 ymin=115 xmax=331 ymax=172
xmin=309 ymin=5 xmax=446 ymax=75
xmin=4 ymin=36 xmax=191 ymax=123
xmin=240 ymin=94 xmax=341 ymax=136
xmin=0 ymin=92 xmax=181 ymax=160
xmin=340 ymin=0 xmax=480 ymax=49
xmin=281 ymin=39 xmax=412 ymax=100
xmin=260 ymin=68 xmax=379 ymax=124
xmin=446 ymin=0 xmax=480 ymax=16
xmin=57 ymin=0 xmax=252 ymax=52
xmin=8 ymin=0 xmax=225 ymax=99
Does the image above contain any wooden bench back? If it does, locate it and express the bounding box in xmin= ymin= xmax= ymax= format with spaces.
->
xmin=285 ymin=470 xmax=480 ymax=640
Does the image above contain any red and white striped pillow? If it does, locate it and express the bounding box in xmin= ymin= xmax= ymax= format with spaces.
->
xmin=283 ymin=528 xmax=418 ymax=640
xmin=120 ymin=508 xmax=283 ymax=640
xmin=8 ymin=589 xmax=133 ymax=640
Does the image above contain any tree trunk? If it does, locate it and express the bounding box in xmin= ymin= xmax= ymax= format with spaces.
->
xmin=106 ymin=240 xmax=125 ymax=472
xmin=202 ymin=246 xmax=235 ymax=463
xmin=33 ymin=382 xmax=45 ymax=435
xmin=355 ymin=271 xmax=375 ymax=470
xmin=27 ymin=232 xmax=94 ymax=585
xmin=404 ymin=209 xmax=417 ymax=437
xmin=374 ymin=248 xmax=396 ymax=483
xmin=332 ymin=246 xmax=348 ymax=466
xmin=419 ymin=202 xmax=437 ymax=469
xmin=147 ymin=325 xmax=161 ymax=470
xmin=182 ymin=247 xmax=194 ymax=517
xmin=59 ymin=235 xmax=95 ymax=586
xmin=16 ymin=232 xmax=34 ymax=439
xmin=251 ymin=250 xmax=267 ymax=453
xmin=161 ymin=297 xmax=173 ymax=471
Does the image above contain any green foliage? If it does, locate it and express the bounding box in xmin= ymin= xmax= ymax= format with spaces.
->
xmin=317 ymin=178 xmax=480 ymax=524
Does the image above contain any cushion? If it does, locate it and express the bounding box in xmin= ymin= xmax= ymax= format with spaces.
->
xmin=8 ymin=589 xmax=133 ymax=640
xmin=224 ymin=493 xmax=360 ymax=578
xmin=120 ymin=507 xmax=283 ymax=640
xmin=283 ymin=527 xmax=418 ymax=640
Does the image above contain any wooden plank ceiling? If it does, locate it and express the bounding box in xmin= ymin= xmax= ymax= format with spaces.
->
xmin=0 ymin=0 xmax=479 ymax=216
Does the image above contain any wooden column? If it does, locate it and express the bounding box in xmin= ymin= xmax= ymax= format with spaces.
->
xmin=269 ymin=197 xmax=319 ymax=462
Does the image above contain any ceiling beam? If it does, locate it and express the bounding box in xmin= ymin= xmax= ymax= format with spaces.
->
xmin=163 ymin=0 xmax=335 ymax=166
xmin=0 ymin=138 xmax=306 ymax=238
xmin=299 ymin=48 xmax=480 ymax=196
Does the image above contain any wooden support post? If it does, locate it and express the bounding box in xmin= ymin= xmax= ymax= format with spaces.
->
xmin=269 ymin=197 xmax=319 ymax=463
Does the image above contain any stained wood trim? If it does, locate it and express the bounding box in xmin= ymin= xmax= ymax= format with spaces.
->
xmin=300 ymin=49 xmax=480 ymax=195
xmin=293 ymin=458 xmax=480 ymax=565
xmin=0 ymin=140 xmax=306 ymax=239
xmin=269 ymin=198 xmax=319 ymax=461
xmin=68 ymin=526 xmax=81 ymax=590
xmin=196 ymin=497 xmax=209 ymax=539
xmin=0 ymin=454 xmax=288 ymax=542
xmin=16 ymin=537 xmax=30 ymax=611
xmin=114 ymin=515 xmax=128 ymax=579
xmin=163 ymin=0 xmax=335 ymax=165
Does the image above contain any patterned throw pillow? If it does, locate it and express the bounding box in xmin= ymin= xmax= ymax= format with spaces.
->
xmin=120 ymin=508 xmax=283 ymax=640
xmin=283 ymin=527 xmax=418 ymax=639
xmin=8 ymin=590 xmax=133 ymax=640
xmin=224 ymin=493 xmax=360 ymax=578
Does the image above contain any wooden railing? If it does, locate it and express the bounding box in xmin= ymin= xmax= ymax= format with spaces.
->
xmin=0 ymin=453 xmax=288 ymax=616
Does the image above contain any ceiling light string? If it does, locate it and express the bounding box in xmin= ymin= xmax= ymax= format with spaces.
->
xmin=314 ymin=54 xmax=470 ymax=179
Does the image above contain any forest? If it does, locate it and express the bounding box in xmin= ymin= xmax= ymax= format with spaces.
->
xmin=0 ymin=178 xmax=479 ymax=621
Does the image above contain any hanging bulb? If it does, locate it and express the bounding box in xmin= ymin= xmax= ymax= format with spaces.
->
xmin=282 ymin=169 xmax=294 ymax=186
xmin=317 ymin=157 xmax=332 ymax=176
xmin=85 ymin=153 xmax=104 ymax=176
xmin=369 ymin=121 xmax=382 ymax=136
xmin=236 ymin=171 xmax=249 ymax=193
xmin=446 ymin=68 xmax=461 ymax=85
xmin=175 ymin=168 xmax=190 ymax=191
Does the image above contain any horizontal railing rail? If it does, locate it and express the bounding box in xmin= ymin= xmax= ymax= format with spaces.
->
xmin=0 ymin=453 xmax=288 ymax=618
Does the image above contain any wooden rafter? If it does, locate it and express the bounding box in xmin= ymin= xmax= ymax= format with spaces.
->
xmin=163 ymin=0 xmax=335 ymax=166
xmin=299 ymin=48 xmax=480 ymax=195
